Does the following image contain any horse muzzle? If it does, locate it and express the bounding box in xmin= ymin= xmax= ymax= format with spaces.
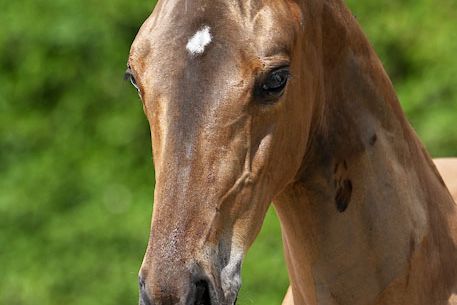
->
xmin=139 ymin=265 xmax=241 ymax=305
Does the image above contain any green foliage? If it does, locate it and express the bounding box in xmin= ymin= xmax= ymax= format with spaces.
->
xmin=0 ymin=1 xmax=155 ymax=304
xmin=0 ymin=1 xmax=455 ymax=305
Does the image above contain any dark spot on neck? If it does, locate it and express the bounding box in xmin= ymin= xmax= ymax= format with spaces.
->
xmin=335 ymin=179 xmax=353 ymax=212
xmin=369 ymin=134 xmax=378 ymax=146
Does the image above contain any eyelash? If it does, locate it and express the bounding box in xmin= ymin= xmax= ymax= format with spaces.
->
xmin=124 ymin=68 xmax=140 ymax=92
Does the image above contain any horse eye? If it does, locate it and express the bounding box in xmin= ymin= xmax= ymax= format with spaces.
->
xmin=129 ymin=75 xmax=138 ymax=90
xmin=124 ymin=68 xmax=140 ymax=92
xmin=260 ymin=67 xmax=290 ymax=98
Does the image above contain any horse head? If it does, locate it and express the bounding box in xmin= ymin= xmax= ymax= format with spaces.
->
xmin=127 ymin=1 xmax=316 ymax=304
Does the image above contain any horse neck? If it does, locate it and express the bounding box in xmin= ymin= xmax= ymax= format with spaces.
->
xmin=274 ymin=2 xmax=457 ymax=304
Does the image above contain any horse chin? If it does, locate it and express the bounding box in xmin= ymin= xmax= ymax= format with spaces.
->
xmin=223 ymin=287 xmax=241 ymax=305
xmin=211 ymin=285 xmax=240 ymax=305
xmin=219 ymin=278 xmax=241 ymax=305
xmin=219 ymin=254 xmax=243 ymax=305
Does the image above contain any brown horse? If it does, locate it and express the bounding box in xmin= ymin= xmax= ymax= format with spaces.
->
xmin=126 ymin=0 xmax=457 ymax=304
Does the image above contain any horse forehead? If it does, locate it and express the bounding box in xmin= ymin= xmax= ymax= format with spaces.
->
xmin=133 ymin=0 xmax=292 ymax=59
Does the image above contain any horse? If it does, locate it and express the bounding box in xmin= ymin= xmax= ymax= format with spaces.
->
xmin=125 ymin=0 xmax=457 ymax=304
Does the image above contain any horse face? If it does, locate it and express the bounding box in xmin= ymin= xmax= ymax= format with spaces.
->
xmin=127 ymin=1 xmax=313 ymax=304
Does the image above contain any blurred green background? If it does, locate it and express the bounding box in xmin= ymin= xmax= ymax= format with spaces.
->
xmin=0 ymin=0 xmax=456 ymax=304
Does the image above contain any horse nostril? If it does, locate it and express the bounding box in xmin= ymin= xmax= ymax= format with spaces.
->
xmin=194 ymin=280 xmax=211 ymax=305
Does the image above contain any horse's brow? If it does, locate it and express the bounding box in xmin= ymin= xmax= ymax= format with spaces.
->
xmin=262 ymin=46 xmax=291 ymax=61
xmin=260 ymin=53 xmax=291 ymax=68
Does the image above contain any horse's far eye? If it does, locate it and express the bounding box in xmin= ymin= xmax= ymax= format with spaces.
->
xmin=260 ymin=67 xmax=290 ymax=98
xmin=124 ymin=68 xmax=140 ymax=92
xmin=129 ymin=75 xmax=139 ymax=90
